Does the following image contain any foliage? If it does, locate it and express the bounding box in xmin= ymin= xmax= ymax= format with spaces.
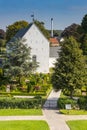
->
xmin=6 ymin=20 xmax=29 ymax=42
xmin=77 ymin=96 xmax=87 ymax=110
xmin=34 ymin=20 xmax=50 ymax=39
xmin=0 ymin=29 xmax=6 ymax=39
xmin=60 ymin=109 xmax=87 ymax=115
xmin=51 ymin=37 xmax=87 ymax=98
xmin=58 ymin=98 xmax=77 ymax=109
xmin=81 ymin=14 xmax=87 ymax=33
xmin=3 ymin=38 xmax=38 ymax=85
xmin=0 ymin=92 xmax=46 ymax=96
xmin=61 ymin=23 xmax=82 ymax=42
xmin=26 ymin=73 xmax=51 ymax=93
xmin=48 ymin=29 xmax=62 ymax=37
xmin=0 ymin=98 xmax=42 ymax=109
xmin=80 ymin=34 xmax=87 ymax=56
xmin=0 ymin=120 xmax=50 ymax=130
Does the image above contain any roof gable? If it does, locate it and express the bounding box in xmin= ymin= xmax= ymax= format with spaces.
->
xmin=14 ymin=23 xmax=49 ymax=43
xmin=14 ymin=23 xmax=33 ymax=38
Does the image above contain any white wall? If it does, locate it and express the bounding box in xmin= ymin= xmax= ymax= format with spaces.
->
xmin=23 ymin=24 xmax=49 ymax=73
xmin=49 ymin=57 xmax=57 ymax=68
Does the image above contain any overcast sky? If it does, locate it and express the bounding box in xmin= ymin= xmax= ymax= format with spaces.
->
xmin=0 ymin=0 xmax=87 ymax=30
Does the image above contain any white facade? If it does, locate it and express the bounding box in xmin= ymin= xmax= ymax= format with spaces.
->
xmin=49 ymin=57 xmax=56 ymax=68
xmin=22 ymin=24 xmax=49 ymax=73
xmin=49 ymin=46 xmax=61 ymax=68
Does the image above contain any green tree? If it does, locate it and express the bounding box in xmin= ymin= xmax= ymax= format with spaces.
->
xmin=51 ymin=37 xmax=87 ymax=98
xmin=80 ymin=34 xmax=87 ymax=56
xmin=61 ymin=23 xmax=82 ymax=42
xmin=3 ymin=38 xmax=38 ymax=86
xmin=81 ymin=14 xmax=87 ymax=33
xmin=34 ymin=20 xmax=50 ymax=39
xmin=6 ymin=20 xmax=29 ymax=42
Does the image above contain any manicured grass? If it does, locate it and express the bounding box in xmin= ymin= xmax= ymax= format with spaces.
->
xmin=0 ymin=120 xmax=50 ymax=130
xmin=60 ymin=109 xmax=87 ymax=115
xmin=67 ymin=120 xmax=87 ymax=130
xmin=0 ymin=109 xmax=42 ymax=116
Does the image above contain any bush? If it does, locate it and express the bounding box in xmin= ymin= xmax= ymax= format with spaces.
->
xmin=0 ymin=92 xmax=46 ymax=96
xmin=58 ymin=98 xmax=77 ymax=109
xmin=77 ymin=96 xmax=87 ymax=110
xmin=0 ymin=98 xmax=42 ymax=109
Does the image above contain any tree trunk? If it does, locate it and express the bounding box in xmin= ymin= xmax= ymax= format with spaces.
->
xmin=70 ymin=90 xmax=73 ymax=99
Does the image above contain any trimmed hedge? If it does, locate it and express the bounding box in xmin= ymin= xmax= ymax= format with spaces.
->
xmin=57 ymin=98 xmax=77 ymax=109
xmin=0 ymin=92 xmax=46 ymax=96
xmin=77 ymin=96 xmax=87 ymax=110
xmin=0 ymin=98 xmax=42 ymax=109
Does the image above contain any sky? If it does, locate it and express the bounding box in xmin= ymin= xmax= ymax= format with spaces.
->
xmin=0 ymin=0 xmax=87 ymax=31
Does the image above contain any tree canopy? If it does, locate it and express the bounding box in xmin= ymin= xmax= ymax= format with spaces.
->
xmin=51 ymin=37 xmax=87 ymax=98
xmin=6 ymin=20 xmax=29 ymax=42
xmin=3 ymin=38 xmax=38 ymax=84
xmin=61 ymin=23 xmax=82 ymax=42
xmin=81 ymin=14 xmax=87 ymax=33
xmin=34 ymin=20 xmax=50 ymax=39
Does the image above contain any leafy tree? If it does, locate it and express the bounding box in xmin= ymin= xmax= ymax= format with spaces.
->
xmin=61 ymin=23 xmax=82 ymax=42
xmin=80 ymin=34 xmax=87 ymax=56
xmin=34 ymin=20 xmax=50 ymax=39
xmin=81 ymin=14 xmax=87 ymax=33
xmin=6 ymin=20 xmax=29 ymax=42
xmin=0 ymin=29 xmax=6 ymax=39
xmin=0 ymin=29 xmax=6 ymax=52
xmin=80 ymin=14 xmax=87 ymax=59
xmin=3 ymin=38 xmax=38 ymax=86
xmin=51 ymin=37 xmax=87 ymax=98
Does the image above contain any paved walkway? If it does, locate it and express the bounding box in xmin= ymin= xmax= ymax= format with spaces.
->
xmin=0 ymin=90 xmax=87 ymax=130
xmin=43 ymin=90 xmax=70 ymax=130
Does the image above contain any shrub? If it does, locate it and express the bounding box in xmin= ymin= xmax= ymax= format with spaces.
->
xmin=58 ymin=98 xmax=77 ymax=109
xmin=77 ymin=96 xmax=87 ymax=110
xmin=0 ymin=98 xmax=42 ymax=109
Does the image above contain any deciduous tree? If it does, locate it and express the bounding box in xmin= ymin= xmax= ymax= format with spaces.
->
xmin=6 ymin=20 xmax=29 ymax=42
xmin=51 ymin=37 xmax=87 ymax=98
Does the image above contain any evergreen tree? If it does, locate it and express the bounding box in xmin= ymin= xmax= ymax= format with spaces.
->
xmin=80 ymin=34 xmax=87 ymax=56
xmin=81 ymin=14 xmax=87 ymax=33
xmin=51 ymin=37 xmax=87 ymax=98
xmin=3 ymin=38 xmax=38 ymax=85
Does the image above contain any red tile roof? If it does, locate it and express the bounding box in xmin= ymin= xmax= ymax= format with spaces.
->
xmin=49 ymin=38 xmax=59 ymax=46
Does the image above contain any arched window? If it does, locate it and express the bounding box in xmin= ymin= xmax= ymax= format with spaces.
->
xmin=32 ymin=55 xmax=36 ymax=62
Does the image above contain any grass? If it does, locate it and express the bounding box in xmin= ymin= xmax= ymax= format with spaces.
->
xmin=0 ymin=120 xmax=50 ymax=130
xmin=0 ymin=109 xmax=42 ymax=116
xmin=60 ymin=109 xmax=87 ymax=115
xmin=67 ymin=120 xmax=87 ymax=130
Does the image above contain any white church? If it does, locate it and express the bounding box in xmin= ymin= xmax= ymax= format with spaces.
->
xmin=10 ymin=22 xmax=60 ymax=73
xmin=14 ymin=23 xmax=50 ymax=73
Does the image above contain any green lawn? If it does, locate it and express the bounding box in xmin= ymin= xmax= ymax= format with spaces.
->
xmin=60 ymin=109 xmax=87 ymax=115
xmin=0 ymin=109 xmax=42 ymax=116
xmin=0 ymin=120 xmax=50 ymax=130
xmin=67 ymin=120 xmax=87 ymax=130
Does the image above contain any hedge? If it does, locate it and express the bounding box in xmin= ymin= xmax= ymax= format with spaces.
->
xmin=0 ymin=98 xmax=42 ymax=109
xmin=0 ymin=92 xmax=46 ymax=96
xmin=77 ymin=96 xmax=87 ymax=110
xmin=57 ymin=98 xmax=77 ymax=109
